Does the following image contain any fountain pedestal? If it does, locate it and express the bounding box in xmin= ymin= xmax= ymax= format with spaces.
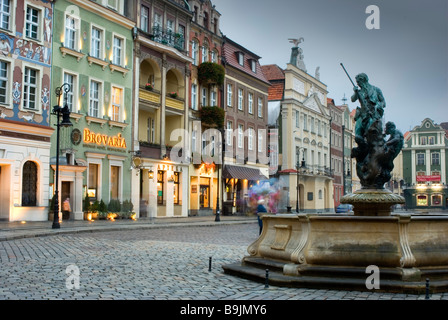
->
xmin=223 ymin=213 xmax=448 ymax=293
xmin=341 ymin=188 xmax=405 ymax=216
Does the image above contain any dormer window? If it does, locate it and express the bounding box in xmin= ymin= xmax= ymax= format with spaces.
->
xmin=249 ymin=59 xmax=257 ymax=73
xmin=237 ymin=52 xmax=244 ymax=66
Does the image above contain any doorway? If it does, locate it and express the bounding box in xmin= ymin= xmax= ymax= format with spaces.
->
xmin=200 ymin=185 xmax=210 ymax=208
xmin=61 ymin=181 xmax=72 ymax=220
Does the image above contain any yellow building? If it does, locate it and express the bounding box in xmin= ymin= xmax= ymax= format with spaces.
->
xmin=264 ymin=42 xmax=334 ymax=213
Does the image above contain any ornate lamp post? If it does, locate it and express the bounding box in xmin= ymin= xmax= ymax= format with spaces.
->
xmin=52 ymin=84 xmax=73 ymax=229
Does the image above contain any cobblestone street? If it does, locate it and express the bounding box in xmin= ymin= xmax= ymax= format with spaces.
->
xmin=1 ymin=222 xmax=447 ymax=301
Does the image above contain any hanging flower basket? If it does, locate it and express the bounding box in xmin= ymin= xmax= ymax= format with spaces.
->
xmin=199 ymin=106 xmax=225 ymax=129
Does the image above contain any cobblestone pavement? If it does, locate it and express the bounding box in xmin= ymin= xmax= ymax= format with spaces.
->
xmin=1 ymin=222 xmax=447 ymax=301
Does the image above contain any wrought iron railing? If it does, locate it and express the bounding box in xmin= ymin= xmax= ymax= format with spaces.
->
xmin=151 ymin=25 xmax=185 ymax=51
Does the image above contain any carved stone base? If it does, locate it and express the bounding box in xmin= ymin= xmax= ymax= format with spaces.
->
xmin=341 ymin=189 xmax=405 ymax=216
xmin=223 ymin=214 xmax=448 ymax=293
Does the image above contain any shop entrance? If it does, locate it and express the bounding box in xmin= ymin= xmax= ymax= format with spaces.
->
xmin=200 ymin=185 xmax=210 ymax=208
xmin=61 ymin=181 xmax=72 ymax=220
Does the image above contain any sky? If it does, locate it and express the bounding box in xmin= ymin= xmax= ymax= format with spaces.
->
xmin=212 ymin=0 xmax=448 ymax=133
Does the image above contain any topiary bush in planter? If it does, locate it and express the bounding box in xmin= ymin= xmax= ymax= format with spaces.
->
xmin=198 ymin=62 xmax=225 ymax=87
xmin=199 ymin=106 xmax=225 ymax=129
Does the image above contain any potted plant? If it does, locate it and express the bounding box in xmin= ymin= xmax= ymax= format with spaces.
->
xmin=121 ymin=199 xmax=134 ymax=219
xmin=198 ymin=62 xmax=225 ymax=87
xmin=107 ymin=199 xmax=121 ymax=220
xmin=168 ymin=92 xmax=178 ymax=99
xmin=145 ymin=83 xmax=153 ymax=91
xmin=199 ymin=106 xmax=225 ymax=128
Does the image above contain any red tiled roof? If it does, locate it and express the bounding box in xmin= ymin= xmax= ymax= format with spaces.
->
xmin=222 ymin=37 xmax=271 ymax=85
xmin=261 ymin=64 xmax=285 ymax=81
xmin=267 ymin=82 xmax=284 ymax=101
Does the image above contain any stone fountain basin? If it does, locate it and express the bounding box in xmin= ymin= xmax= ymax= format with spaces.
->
xmin=223 ymin=214 xmax=448 ymax=293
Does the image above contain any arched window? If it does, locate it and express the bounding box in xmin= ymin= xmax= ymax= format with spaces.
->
xmin=22 ymin=161 xmax=37 ymax=206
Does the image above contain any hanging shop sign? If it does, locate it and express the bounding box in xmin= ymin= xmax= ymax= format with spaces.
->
xmin=83 ymin=128 xmax=127 ymax=149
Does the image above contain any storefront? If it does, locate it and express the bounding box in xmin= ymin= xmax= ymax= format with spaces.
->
xmin=222 ymin=165 xmax=268 ymax=215
xmin=404 ymin=183 xmax=448 ymax=211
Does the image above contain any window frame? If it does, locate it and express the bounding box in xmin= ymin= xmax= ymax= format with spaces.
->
xmin=112 ymin=33 xmax=125 ymax=67
xmin=110 ymin=85 xmax=123 ymax=122
xmin=62 ymin=70 xmax=78 ymax=113
xmin=89 ymin=78 xmax=102 ymax=118
xmin=90 ymin=24 xmax=105 ymax=59
xmin=22 ymin=65 xmax=41 ymax=112
xmin=25 ymin=4 xmax=42 ymax=42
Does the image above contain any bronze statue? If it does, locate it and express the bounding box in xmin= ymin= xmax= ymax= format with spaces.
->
xmin=341 ymin=65 xmax=403 ymax=189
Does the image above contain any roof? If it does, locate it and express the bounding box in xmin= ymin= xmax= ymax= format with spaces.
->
xmin=222 ymin=37 xmax=271 ymax=85
xmin=267 ymin=82 xmax=284 ymax=101
xmin=261 ymin=64 xmax=285 ymax=81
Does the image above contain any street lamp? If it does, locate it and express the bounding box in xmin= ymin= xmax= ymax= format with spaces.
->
xmin=296 ymin=149 xmax=306 ymax=213
xmin=52 ymin=84 xmax=73 ymax=229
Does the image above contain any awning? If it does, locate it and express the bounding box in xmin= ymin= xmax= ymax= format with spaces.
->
xmin=223 ymin=165 xmax=269 ymax=181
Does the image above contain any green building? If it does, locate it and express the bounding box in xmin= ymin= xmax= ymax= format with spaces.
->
xmin=402 ymin=118 xmax=448 ymax=211
xmin=50 ymin=0 xmax=135 ymax=220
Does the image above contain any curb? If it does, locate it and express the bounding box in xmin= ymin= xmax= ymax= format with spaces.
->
xmin=0 ymin=219 xmax=257 ymax=242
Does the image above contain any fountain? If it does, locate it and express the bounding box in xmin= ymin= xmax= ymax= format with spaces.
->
xmin=223 ymin=72 xmax=448 ymax=293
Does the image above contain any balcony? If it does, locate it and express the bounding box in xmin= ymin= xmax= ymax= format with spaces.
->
xmin=139 ymin=87 xmax=161 ymax=105
xmin=139 ymin=141 xmax=161 ymax=159
xmin=151 ymin=25 xmax=185 ymax=52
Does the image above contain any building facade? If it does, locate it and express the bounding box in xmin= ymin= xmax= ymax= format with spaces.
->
xmin=265 ymin=43 xmax=333 ymax=213
xmin=221 ymin=36 xmax=270 ymax=215
xmin=50 ymin=0 xmax=135 ymax=220
xmin=340 ymin=102 xmax=353 ymax=195
xmin=402 ymin=118 xmax=448 ymax=210
xmin=328 ymin=98 xmax=343 ymax=207
xmin=0 ymin=0 xmax=54 ymax=221
xmin=131 ymin=0 xmax=192 ymax=218
xmin=187 ymin=0 xmax=222 ymax=216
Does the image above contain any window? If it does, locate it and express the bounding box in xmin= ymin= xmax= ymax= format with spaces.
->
xmin=191 ymin=83 xmax=197 ymax=110
xmin=112 ymin=35 xmax=123 ymax=66
xmin=226 ymin=121 xmax=232 ymax=146
xmin=201 ymin=44 xmax=208 ymax=63
xmin=25 ymin=6 xmax=40 ymax=40
xmin=88 ymin=163 xmax=99 ymax=200
xmin=63 ymin=72 xmax=75 ymax=112
xmin=211 ymin=50 xmax=217 ymax=63
xmin=295 ymin=110 xmax=300 ymax=128
xmin=432 ymin=153 xmax=440 ymax=165
xmin=417 ymin=195 xmax=428 ymax=206
xmin=303 ymin=114 xmax=308 ymax=130
xmin=210 ymin=90 xmax=217 ymax=106
xmin=258 ymin=130 xmax=263 ymax=152
xmin=157 ymin=170 xmax=164 ymax=205
xmin=201 ymin=87 xmax=208 ymax=106
xmin=191 ymin=129 xmax=197 ymax=152
xmin=250 ymin=60 xmax=256 ymax=73
xmin=140 ymin=6 xmax=149 ymax=32
xmin=237 ymin=52 xmax=244 ymax=66
xmin=89 ymin=80 xmax=100 ymax=117
xmin=147 ymin=117 xmax=155 ymax=143
xmin=0 ymin=60 xmax=9 ymax=104
xmin=248 ymin=93 xmax=253 ymax=114
xmin=417 ymin=153 xmax=425 ymax=166
xmin=238 ymin=88 xmax=243 ymax=110
xmin=310 ymin=116 xmax=315 ymax=133
xmin=110 ymin=165 xmax=120 ymax=200
xmin=91 ymin=27 xmax=103 ymax=59
xmin=22 ymin=161 xmax=37 ymax=206
xmin=111 ymin=86 xmax=122 ymax=122
xmin=248 ymin=127 xmax=254 ymax=150
xmin=173 ymin=172 xmax=180 ymax=205
xmin=0 ymin=0 xmax=11 ymax=31
xmin=191 ymin=40 xmax=199 ymax=65
xmin=154 ymin=12 xmax=162 ymax=28
xmin=238 ymin=124 xmax=243 ymax=148
xmin=177 ymin=24 xmax=185 ymax=50
xmin=429 ymin=136 xmax=435 ymax=145
xmin=317 ymin=120 xmax=321 ymax=135
xmin=420 ymin=136 xmax=427 ymax=145
xmin=65 ymin=15 xmax=78 ymax=50
xmin=23 ymin=67 xmax=38 ymax=110
xmin=432 ymin=194 xmax=442 ymax=206
xmin=226 ymin=84 xmax=232 ymax=107
xmin=107 ymin=0 xmax=118 ymax=10
xmin=258 ymin=97 xmax=263 ymax=118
